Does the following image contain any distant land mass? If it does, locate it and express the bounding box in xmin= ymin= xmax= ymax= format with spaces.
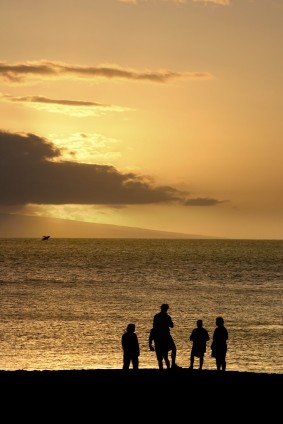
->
xmin=0 ymin=213 xmax=218 ymax=239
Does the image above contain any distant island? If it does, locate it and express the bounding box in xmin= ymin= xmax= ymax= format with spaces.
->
xmin=0 ymin=213 xmax=218 ymax=239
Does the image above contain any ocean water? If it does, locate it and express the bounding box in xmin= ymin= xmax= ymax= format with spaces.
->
xmin=0 ymin=238 xmax=282 ymax=373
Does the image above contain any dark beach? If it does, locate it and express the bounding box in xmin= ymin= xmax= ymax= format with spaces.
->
xmin=1 ymin=369 xmax=282 ymax=418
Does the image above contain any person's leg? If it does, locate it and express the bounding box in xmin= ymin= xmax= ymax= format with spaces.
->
xmin=189 ymin=350 xmax=194 ymax=369
xmin=216 ymin=358 xmax=221 ymax=371
xmin=171 ymin=342 xmax=177 ymax=367
xmin=123 ymin=355 xmax=130 ymax=370
xmin=199 ymin=355 xmax=204 ymax=370
xmin=131 ymin=355 xmax=139 ymax=370
xmin=164 ymin=352 xmax=170 ymax=369
xmin=156 ymin=351 xmax=163 ymax=369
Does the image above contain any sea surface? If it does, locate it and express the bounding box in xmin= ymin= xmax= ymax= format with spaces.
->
xmin=0 ymin=238 xmax=282 ymax=373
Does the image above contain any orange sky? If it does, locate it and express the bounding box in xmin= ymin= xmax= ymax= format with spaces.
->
xmin=1 ymin=0 xmax=282 ymax=239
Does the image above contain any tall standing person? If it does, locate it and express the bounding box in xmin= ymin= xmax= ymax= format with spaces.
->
xmin=152 ymin=303 xmax=181 ymax=369
xmin=149 ymin=326 xmax=171 ymax=370
xmin=211 ymin=316 xmax=228 ymax=371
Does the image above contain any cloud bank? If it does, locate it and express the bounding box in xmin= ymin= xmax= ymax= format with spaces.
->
xmin=0 ymin=130 xmax=225 ymax=210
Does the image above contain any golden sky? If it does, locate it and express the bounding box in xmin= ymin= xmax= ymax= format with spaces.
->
xmin=1 ymin=0 xmax=282 ymax=239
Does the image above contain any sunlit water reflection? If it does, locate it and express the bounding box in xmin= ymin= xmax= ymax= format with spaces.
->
xmin=0 ymin=238 xmax=282 ymax=373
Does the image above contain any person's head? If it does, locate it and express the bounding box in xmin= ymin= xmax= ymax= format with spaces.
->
xmin=160 ymin=303 xmax=169 ymax=312
xmin=127 ymin=323 xmax=135 ymax=333
xmin=216 ymin=316 xmax=224 ymax=326
xmin=197 ymin=319 xmax=203 ymax=328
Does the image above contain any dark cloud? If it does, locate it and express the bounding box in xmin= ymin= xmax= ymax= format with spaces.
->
xmin=0 ymin=130 xmax=183 ymax=207
xmin=184 ymin=198 xmax=227 ymax=206
xmin=0 ymin=61 xmax=214 ymax=84
xmin=0 ymin=130 xmax=225 ymax=209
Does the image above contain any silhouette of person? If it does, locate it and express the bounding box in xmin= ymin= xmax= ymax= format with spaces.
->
xmin=152 ymin=304 xmax=180 ymax=369
xmin=189 ymin=319 xmax=210 ymax=370
xmin=149 ymin=327 xmax=170 ymax=370
xmin=211 ymin=316 xmax=228 ymax=371
xmin=121 ymin=323 xmax=140 ymax=370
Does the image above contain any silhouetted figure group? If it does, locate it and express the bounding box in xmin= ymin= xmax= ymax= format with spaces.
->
xmin=121 ymin=304 xmax=228 ymax=371
xmin=189 ymin=316 xmax=229 ymax=371
xmin=188 ymin=316 xmax=228 ymax=371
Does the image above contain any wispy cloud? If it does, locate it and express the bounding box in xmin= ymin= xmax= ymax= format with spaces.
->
xmin=0 ymin=61 xmax=214 ymax=85
xmin=184 ymin=197 xmax=226 ymax=206
xmin=0 ymin=130 xmax=225 ymax=209
xmin=1 ymin=93 xmax=131 ymax=117
xmin=118 ymin=0 xmax=230 ymax=6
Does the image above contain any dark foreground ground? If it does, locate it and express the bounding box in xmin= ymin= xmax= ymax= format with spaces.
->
xmin=1 ymin=369 xmax=282 ymax=418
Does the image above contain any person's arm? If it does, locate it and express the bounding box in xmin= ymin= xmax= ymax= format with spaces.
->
xmin=153 ymin=314 xmax=158 ymax=328
xmin=135 ymin=335 xmax=140 ymax=356
xmin=168 ymin=315 xmax=174 ymax=328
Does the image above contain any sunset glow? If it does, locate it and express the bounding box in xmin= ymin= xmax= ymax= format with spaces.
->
xmin=1 ymin=0 xmax=282 ymax=239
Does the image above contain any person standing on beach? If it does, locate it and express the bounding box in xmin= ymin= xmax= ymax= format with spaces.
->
xmin=152 ymin=304 xmax=181 ymax=369
xmin=189 ymin=319 xmax=210 ymax=370
xmin=211 ymin=316 xmax=228 ymax=371
xmin=121 ymin=323 xmax=140 ymax=370
xmin=149 ymin=326 xmax=171 ymax=370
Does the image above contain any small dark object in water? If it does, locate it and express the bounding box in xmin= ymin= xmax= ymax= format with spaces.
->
xmin=41 ymin=235 xmax=50 ymax=241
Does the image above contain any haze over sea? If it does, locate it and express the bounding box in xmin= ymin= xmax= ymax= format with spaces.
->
xmin=0 ymin=238 xmax=282 ymax=374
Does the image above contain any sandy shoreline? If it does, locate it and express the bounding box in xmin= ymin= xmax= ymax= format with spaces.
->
xmin=2 ymin=369 xmax=281 ymax=417
xmin=2 ymin=368 xmax=281 ymax=393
